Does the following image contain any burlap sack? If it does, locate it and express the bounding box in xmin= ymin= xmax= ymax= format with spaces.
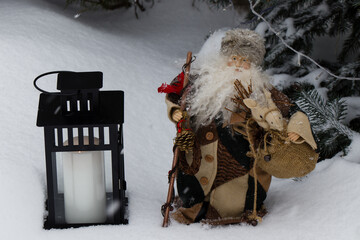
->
xmin=256 ymin=133 xmax=319 ymax=178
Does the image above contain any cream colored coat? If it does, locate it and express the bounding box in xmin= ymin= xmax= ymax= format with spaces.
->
xmin=167 ymin=98 xmax=256 ymax=218
xmin=166 ymin=95 xmax=317 ymax=219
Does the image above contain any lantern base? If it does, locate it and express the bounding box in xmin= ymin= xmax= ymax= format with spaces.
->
xmin=43 ymin=196 xmax=128 ymax=229
xmin=44 ymin=219 xmax=129 ymax=230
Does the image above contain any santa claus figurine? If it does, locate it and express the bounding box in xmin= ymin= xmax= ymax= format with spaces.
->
xmin=160 ymin=28 xmax=318 ymax=225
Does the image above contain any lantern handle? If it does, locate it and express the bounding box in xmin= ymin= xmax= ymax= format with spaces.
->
xmin=33 ymin=71 xmax=74 ymax=94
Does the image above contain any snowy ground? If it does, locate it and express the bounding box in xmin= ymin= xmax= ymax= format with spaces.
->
xmin=0 ymin=0 xmax=359 ymax=239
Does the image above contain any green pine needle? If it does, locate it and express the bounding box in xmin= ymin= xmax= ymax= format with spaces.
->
xmin=293 ymin=87 xmax=354 ymax=159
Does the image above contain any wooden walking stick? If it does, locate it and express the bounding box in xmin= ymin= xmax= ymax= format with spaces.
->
xmin=162 ymin=52 xmax=193 ymax=227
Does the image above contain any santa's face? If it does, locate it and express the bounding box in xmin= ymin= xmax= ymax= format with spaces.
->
xmin=188 ymin=57 xmax=252 ymax=129
xmin=227 ymin=55 xmax=251 ymax=70
xmin=188 ymin=55 xmax=269 ymax=130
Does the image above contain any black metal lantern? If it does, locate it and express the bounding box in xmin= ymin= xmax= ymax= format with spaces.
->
xmin=36 ymin=71 xmax=128 ymax=229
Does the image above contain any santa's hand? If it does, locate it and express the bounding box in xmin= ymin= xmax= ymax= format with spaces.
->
xmin=288 ymin=132 xmax=300 ymax=142
xmin=172 ymin=109 xmax=183 ymax=122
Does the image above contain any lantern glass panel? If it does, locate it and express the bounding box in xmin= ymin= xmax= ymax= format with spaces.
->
xmin=51 ymin=150 xmax=114 ymax=225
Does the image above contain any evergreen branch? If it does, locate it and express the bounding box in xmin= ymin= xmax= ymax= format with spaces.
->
xmin=328 ymin=2 xmax=352 ymax=36
xmin=316 ymin=129 xmax=351 ymax=158
xmin=328 ymin=98 xmax=347 ymax=121
xmin=295 ymin=89 xmax=354 ymax=137
xmin=338 ymin=19 xmax=360 ymax=62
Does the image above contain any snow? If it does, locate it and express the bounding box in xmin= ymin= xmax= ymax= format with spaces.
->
xmin=284 ymin=18 xmax=295 ymax=37
xmin=341 ymin=135 xmax=360 ymax=163
xmin=254 ymin=22 xmax=268 ymax=37
xmin=270 ymin=73 xmax=295 ymax=90
xmin=344 ymin=97 xmax=360 ymax=124
xmin=272 ymin=68 xmax=329 ymax=99
xmin=314 ymin=1 xmax=330 ymax=15
xmin=192 ymin=29 xmax=228 ymax=70
xmin=0 ymin=0 xmax=360 ymax=240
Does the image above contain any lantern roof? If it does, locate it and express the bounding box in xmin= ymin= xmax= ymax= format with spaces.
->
xmin=36 ymin=91 xmax=124 ymax=126
xmin=36 ymin=72 xmax=124 ymax=127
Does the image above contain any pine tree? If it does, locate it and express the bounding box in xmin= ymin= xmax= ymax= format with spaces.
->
xmin=246 ymin=0 xmax=360 ymax=159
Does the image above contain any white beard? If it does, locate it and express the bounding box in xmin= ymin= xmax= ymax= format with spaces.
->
xmin=187 ymin=58 xmax=270 ymax=130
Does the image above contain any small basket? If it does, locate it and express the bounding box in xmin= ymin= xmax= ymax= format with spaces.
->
xmin=256 ymin=133 xmax=319 ymax=178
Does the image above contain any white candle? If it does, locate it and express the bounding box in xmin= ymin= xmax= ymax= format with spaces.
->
xmin=62 ymin=137 xmax=106 ymax=224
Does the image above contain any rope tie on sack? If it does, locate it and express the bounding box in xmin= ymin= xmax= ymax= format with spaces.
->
xmin=245 ymin=117 xmax=289 ymax=221
xmin=245 ymin=118 xmax=263 ymax=223
xmin=262 ymin=129 xmax=288 ymax=153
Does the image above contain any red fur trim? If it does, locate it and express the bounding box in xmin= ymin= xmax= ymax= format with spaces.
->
xmin=158 ymin=72 xmax=184 ymax=95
